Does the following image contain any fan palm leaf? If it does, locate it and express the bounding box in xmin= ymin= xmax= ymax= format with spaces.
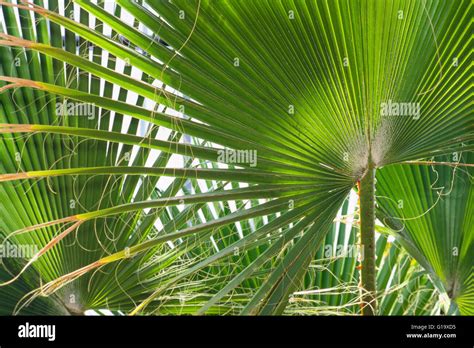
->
xmin=0 ymin=0 xmax=471 ymax=315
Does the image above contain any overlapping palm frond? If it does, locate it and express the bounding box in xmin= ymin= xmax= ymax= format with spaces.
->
xmin=376 ymin=153 xmax=473 ymax=315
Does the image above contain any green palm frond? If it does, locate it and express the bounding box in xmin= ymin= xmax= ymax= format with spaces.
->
xmin=376 ymin=153 xmax=473 ymax=315
xmin=0 ymin=0 xmax=471 ymax=315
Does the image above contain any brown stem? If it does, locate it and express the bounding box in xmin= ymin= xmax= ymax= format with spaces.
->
xmin=359 ymin=161 xmax=377 ymax=315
